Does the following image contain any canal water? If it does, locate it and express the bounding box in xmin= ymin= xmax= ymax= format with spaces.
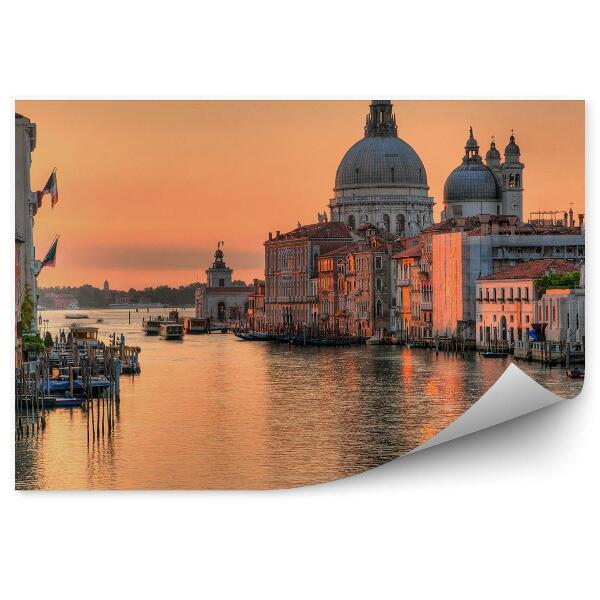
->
xmin=15 ymin=309 xmax=583 ymax=490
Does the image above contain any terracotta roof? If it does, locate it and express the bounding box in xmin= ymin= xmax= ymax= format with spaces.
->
xmin=392 ymin=245 xmax=421 ymax=259
xmin=267 ymin=221 xmax=352 ymax=242
xmin=478 ymin=259 xmax=577 ymax=281
xmin=320 ymin=241 xmax=368 ymax=257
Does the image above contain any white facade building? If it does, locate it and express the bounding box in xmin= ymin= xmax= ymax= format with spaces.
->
xmin=195 ymin=244 xmax=253 ymax=324
xmin=329 ymin=100 xmax=434 ymax=237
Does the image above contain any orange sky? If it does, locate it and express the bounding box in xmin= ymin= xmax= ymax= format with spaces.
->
xmin=16 ymin=100 xmax=584 ymax=289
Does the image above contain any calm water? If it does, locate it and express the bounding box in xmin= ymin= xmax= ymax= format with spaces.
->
xmin=15 ymin=309 xmax=583 ymax=490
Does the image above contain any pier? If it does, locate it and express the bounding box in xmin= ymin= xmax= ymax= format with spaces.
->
xmin=15 ymin=330 xmax=141 ymax=443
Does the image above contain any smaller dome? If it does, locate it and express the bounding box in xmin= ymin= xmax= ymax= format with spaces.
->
xmin=465 ymin=126 xmax=479 ymax=151
xmin=505 ymin=134 xmax=520 ymax=156
xmin=486 ymin=140 xmax=501 ymax=161
xmin=444 ymin=162 xmax=500 ymax=203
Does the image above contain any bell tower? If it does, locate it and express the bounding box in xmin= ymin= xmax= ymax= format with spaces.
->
xmin=501 ymin=131 xmax=524 ymax=221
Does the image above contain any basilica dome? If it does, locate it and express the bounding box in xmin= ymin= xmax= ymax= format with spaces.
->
xmin=334 ymin=101 xmax=428 ymax=191
xmin=444 ymin=127 xmax=501 ymax=203
xmin=444 ymin=161 xmax=500 ymax=202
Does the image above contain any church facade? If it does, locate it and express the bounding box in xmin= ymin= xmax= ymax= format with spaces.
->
xmin=195 ymin=244 xmax=254 ymax=324
xmin=328 ymin=100 xmax=434 ymax=237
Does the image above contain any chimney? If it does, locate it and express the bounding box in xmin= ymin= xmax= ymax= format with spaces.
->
xmin=268 ymin=232 xmax=272 ymax=240
xmin=276 ymin=230 xmax=280 ymax=239
xmin=479 ymin=214 xmax=491 ymax=236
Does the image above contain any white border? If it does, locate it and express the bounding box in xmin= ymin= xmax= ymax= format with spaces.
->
xmin=1 ymin=2 xmax=597 ymax=598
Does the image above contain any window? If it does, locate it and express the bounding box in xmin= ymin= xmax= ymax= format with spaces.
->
xmin=348 ymin=215 xmax=355 ymax=229
xmin=452 ymin=205 xmax=463 ymax=217
xmin=383 ymin=214 xmax=390 ymax=232
xmin=510 ymin=315 xmax=514 ymax=323
xmin=493 ymin=315 xmax=497 ymax=322
xmin=396 ymin=214 xmax=405 ymax=235
xmin=500 ymin=288 xmax=505 ymax=302
xmin=376 ymin=299 xmax=383 ymax=317
xmin=376 ymin=278 xmax=382 ymax=291
xmin=219 ymin=278 xmax=225 ymax=287
xmin=375 ymin=256 xmax=382 ymax=270
xmin=492 ymin=288 xmax=497 ymax=302
xmin=479 ymin=287 xmax=483 ymax=301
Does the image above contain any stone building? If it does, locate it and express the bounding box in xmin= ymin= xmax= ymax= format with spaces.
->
xmin=15 ymin=113 xmax=39 ymax=338
xmin=263 ymin=221 xmax=353 ymax=327
xmin=317 ymin=225 xmax=401 ymax=338
xmin=475 ymin=259 xmax=579 ymax=349
xmin=443 ymin=128 xmax=525 ymax=221
xmin=195 ymin=244 xmax=253 ymax=324
xmin=329 ymin=100 xmax=434 ymax=236
xmin=246 ymin=279 xmax=266 ymax=331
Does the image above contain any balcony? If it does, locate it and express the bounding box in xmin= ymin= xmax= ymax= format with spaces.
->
xmin=421 ymin=301 xmax=432 ymax=310
xmin=397 ymin=278 xmax=411 ymax=287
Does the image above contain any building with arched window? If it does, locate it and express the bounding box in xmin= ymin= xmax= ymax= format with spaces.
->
xmin=329 ymin=100 xmax=434 ymax=237
xmin=195 ymin=244 xmax=254 ymax=325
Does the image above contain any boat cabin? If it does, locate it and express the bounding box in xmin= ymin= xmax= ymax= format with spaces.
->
xmin=159 ymin=322 xmax=184 ymax=340
xmin=69 ymin=325 xmax=99 ymax=346
xmin=183 ymin=317 xmax=209 ymax=334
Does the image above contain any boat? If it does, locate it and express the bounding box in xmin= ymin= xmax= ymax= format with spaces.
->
xmin=69 ymin=324 xmax=99 ymax=347
xmin=66 ymin=301 xmax=80 ymax=310
xmin=566 ymin=367 xmax=584 ymax=379
xmin=65 ymin=313 xmax=89 ymax=319
xmin=183 ymin=317 xmax=209 ymax=334
xmin=159 ymin=322 xmax=184 ymax=340
xmin=481 ymin=351 xmax=508 ymax=358
xmin=96 ymin=318 xmax=104 ymax=323
xmin=366 ymin=335 xmax=381 ymax=345
xmin=235 ymin=331 xmax=271 ymax=341
xmin=142 ymin=319 xmax=161 ymax=335
xmin=54 ymin=395 xmax=83 ymax=408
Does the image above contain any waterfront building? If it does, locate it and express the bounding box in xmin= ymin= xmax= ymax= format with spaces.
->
xmin=15 ymin=113 xmax=39 ymax=338
xmin=264 ymin=221 xmax=353 ymax=327
xmin=329 ymin=100 xmax=434 ymax=236
xmin=429 ymin=215 xmax=584 ymax=341
xmin=195 ymin=244 xmax=254 ymax=324
xmin=443 ymin=128 xmax=524 ymax=221
xmin=475 ymin=259 xmax=580 ymax=349
xmin=392 ymin=240 xmax=431 ymax=341
xmin=317 ymin=224 xmax=401 ymax=338
xmin=246 ymin=279 xmax=266 ymax=331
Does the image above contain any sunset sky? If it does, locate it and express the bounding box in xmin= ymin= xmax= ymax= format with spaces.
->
xmin=16 ymin=100 xmax=584 ymax=290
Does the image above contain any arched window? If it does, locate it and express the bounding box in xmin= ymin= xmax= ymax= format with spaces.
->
xmin=383 ymin=214 xmax=390 ymax=231
xmin=396 ymin=214 xmax=405 ymax=235
xmin=348 ymin=214 xmax=355 ymax=230
xmin=376 ymin=299 xmax=383 ymax=317
xmin=515 ymin=174 xmax=521 ymax=187
xmin=376 ymin=277 xmax=382 ymax=291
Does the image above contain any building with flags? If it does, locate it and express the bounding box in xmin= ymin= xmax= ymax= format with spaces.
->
xmin=15 ymin=113 xmax=39 ymax=340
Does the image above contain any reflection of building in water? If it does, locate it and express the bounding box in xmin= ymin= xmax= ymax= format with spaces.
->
xmin=195 ymin=243 xmax=253 ymax=323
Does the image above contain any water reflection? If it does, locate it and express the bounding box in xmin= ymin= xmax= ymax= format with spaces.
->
xmin=15 ymin=309 xmax=583 ymax=490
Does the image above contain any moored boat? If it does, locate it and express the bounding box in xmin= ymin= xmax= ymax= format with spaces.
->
xmin=66 ymin=313 xmax=89 ymax=319
xmin=366 ymin=335 xmax=381 ymax=345
xmin=159 ymin=322 xmax=184 ymax=340
xmin=235 ymin=331 xmax=271 ymax=341
xmin=481 ymin=351 xmax=508 ymax=358
xmin=142 ymin=318 xmax=161 ymax=335
xmin=566 ymin=367 xmax=584 ymax=379
xmin=183 ymin=317 xmax=209 ymax=334
xmin=69 ymin=324 xmax=99 ymax=347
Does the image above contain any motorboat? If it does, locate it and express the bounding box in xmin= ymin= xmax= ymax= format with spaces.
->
xmin=159 ymin=322 xmax=184 ymax=340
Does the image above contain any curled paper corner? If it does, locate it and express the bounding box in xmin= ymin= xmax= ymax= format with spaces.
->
xmin=410 ymin=363 xmax=566 ymax=455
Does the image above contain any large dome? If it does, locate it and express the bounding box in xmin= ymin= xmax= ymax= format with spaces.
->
xmin=335 ymin=136 xmax=428 ymax=190
xmin=444 ymin=162 xmax=500 ymax=202
xmin=334 ymin=100 xmax=428 ymax=191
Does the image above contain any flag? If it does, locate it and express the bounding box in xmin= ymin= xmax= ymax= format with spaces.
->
xmin=42 ymin=169 xmax=59 ymax=208
xmin=41 ymin=236 xmax=59 ymax=268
